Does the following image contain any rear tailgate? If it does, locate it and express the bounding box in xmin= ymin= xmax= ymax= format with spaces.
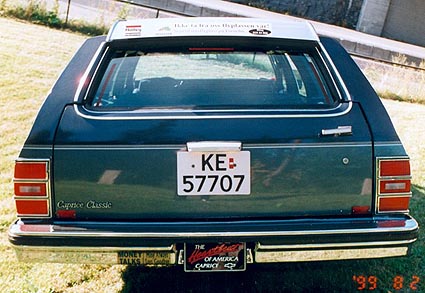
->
xmin=52 ymin=104 xmax=372 ymax=220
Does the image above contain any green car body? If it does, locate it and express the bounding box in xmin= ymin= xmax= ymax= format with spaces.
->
xmin=9 ymin=18 xmax=418 ymax=272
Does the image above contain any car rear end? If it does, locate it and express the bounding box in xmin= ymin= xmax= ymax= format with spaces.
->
xmin=9 ymin=18 xmax=418 ymax=272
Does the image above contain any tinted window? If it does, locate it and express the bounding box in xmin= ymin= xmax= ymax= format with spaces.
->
xmin=88 ymin=48 xmax=338 ymax=110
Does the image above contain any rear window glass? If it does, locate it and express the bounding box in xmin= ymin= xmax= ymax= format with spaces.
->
xmin=88 ymin=48 xmax=339 ymax=110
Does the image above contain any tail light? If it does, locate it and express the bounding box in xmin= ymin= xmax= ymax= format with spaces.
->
xmin=14 ymin=159 xmax=51 ymax=218
xmin=376 ymin=158 xmax=411 ymax=213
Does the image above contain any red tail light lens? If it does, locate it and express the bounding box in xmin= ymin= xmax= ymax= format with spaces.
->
xmin=15 ymin=199 xmax=49 ymax=216
xmin=15 ymin=161 xmax=48 ymax=180
xmin=379 ymin=197 xmax=410 ymax=212
xmin=13 ymin=160 xmax=51 ymax=218
xmin=380 ymin=160 xmax=410 ymax=177
xmin=377 ymin=158 xmax=411 ymax=213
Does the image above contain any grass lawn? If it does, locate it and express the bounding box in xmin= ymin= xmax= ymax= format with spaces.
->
xmin=0 ymin=17 xmax=424 ymax=292
xmin=0 ymin=17 xmax=125 ymax=292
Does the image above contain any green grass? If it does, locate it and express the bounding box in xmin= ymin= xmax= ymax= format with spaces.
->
xmin=0 ymin=0 xmax=108 ymax=36
xmin=356 ymin=57 xmax=425 ymax=105
xmin=0 ymin=17 xmax=425 ymax=292
xmin=0 ymin=17 xmax=125 ymax=292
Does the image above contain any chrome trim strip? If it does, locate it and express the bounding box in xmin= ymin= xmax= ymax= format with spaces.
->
xmin=374 ymin=142 xmax=404 ymax=147
xmin=11 ymin=244 xmax=176 ymax=265
xmin=52 ymin=141 xmax=372 ymax=151
xmin=21 ymin=146 xmax=53 ymax=151
xmin=315 ymin=46 xmax=345 ymax=103
xmin=247 ymin=142 xmax=371 ymax=149
xmin=73 ymin=42 xmax=107 ymax=104
xmin=74 ymin=35 xmax=353 ymax=120
xmin=377 ymin=191 xmax=412 ymax=197
xmin=75 ymin=102 xmax=352 ymax=120
xmin=9 ymin=218 xmax=419 ymax=238
xmin=12 ymin=244 xmax=175 ymax=252
xmin=75 ymin=103 xmax=353 ymax=120
xmin=318 ymin=42 xmax=352 ymax=102
xmin=10 ymin=242 xmax=412 ymax=265
xmin=54 ymin=145 xmax=184 ymax=151
xmin=256 ymin=239 xmax=416 ymax=250
xmin=187 ymin=141 xmax=242 ymax=152
xmin=80 ymin=102 xmax=345 ymax=114
xmin=255 ymin=247 xmax=409 ymax=263
xmin=378 ymin=175 xmax=412 ymax=180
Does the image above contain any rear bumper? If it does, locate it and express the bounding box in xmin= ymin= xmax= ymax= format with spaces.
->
xmin=9 ymin=216 xmax=419 ymax=265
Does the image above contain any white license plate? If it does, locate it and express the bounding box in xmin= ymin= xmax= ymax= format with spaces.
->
xmin=177 ymin=151 xmax=250 ymax=196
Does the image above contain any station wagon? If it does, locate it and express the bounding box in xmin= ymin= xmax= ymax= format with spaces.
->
xmin=9 ymin=17 xmax=418 ymax=272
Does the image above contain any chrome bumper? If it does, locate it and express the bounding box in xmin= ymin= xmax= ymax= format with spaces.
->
xmin=11 ymin=241 xmax=414 ymax=265
xmin=9 ymin=217 xmax=418 ymax=265
xmin=254 ymin=242 xmax=412 ymax=263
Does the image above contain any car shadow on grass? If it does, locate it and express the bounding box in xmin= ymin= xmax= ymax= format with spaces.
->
xmin=119 ymin=260 xmax=392 ymax=292
xmin=120 ymin=186 xmax=425 ymax=293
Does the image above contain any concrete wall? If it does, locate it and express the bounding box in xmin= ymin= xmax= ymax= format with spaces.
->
xmin=356 ymin=0 xmax=390 ymax=36
xmin=357 ymin=0 xmax=425 ymax=47
xmin=382 ymin=0 xmax=425 ymax=47
xmin=228 ymin=0 xmax=364 ymax=29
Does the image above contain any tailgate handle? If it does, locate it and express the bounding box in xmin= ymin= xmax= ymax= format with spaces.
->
xmin=186 ymin=141 xmax=242 ymax=152
xmin=321 ymin=126 xmax=352 ymax=136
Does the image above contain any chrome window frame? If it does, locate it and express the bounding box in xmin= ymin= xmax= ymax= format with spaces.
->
xmin=74 ymin=38 xmax=353 ymax=121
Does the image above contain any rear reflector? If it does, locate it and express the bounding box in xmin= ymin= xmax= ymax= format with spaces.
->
xmin=352 ymin=206 xmax=371 ymax=215
xmin=377 ymin=158 xmax=411 ymax=213
xmin=56 ymin=210 xmax=77 ymax=219
xmin=377 ymin=220 xmax=406 ymax=228
xmin=13 ymin=159 xmax=51 ymax=218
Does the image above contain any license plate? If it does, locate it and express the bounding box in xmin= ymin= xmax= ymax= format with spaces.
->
xmin=177 ymin=151 xmax=250 ymax=196
xmin=184 ymin=243 xmax=246 ymax=272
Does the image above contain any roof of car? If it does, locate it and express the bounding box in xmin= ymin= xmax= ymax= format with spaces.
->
xmin=106 ymin=17 xmax=319 ymax=42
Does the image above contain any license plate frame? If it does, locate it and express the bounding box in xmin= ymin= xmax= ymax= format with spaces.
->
xmin=177 ymin=151 xmax=250 ymax=196
xmin=184 ymin=242 xmax=246 ymax=272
